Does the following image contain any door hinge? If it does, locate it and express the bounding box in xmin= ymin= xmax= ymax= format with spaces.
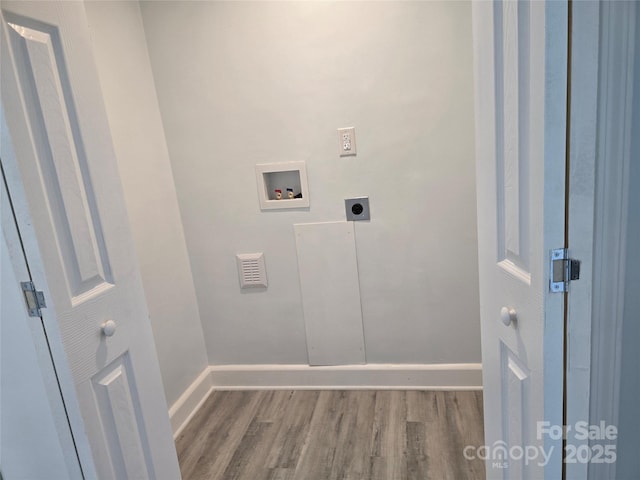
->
xmin=21 ymin=281 xmax=47 ymax=317
xmin=550 ymin=248 xmax=581 ymax=293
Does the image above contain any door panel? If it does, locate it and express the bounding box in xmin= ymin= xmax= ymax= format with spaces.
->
xmin=501 ymin=344 xmax=530 ymax=477
xmin=496 ymin=0 xmax=532 ymax=282
xmin=5 ymin=17 xmax=113 ymax=301
xmin=92 ymin=354 xmax=153 ymax=479
xmin=0 ymin=2 xmax=180 ymax=478
xmin=473 ymin=1 xmax=567 ymax=478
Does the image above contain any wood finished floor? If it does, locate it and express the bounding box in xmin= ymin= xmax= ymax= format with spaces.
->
xmin=175 ymin=390 xmax=485 ymax=480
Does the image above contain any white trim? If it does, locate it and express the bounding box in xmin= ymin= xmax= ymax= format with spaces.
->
xmin=588 ymin=2 xmax=636 ymax=479
xmin=565 ymin=2 xmax=599 ymax=479
xmin=168 ymin=368 xmax=213 ymax=439
xmin=169 ymin=363 xmax=482 ymax=437
xmin=208 ymin=363 xmax=482 ymax=390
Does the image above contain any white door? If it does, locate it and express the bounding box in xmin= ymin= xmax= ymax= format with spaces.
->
xmin=473 ymin=1 xmax=568 ymax=478
xmin=0 ymin=2 xmax=181 ymax=479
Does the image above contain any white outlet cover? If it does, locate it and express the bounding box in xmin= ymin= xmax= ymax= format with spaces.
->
xmin=337 ymin=127 xmax=357 ymax=157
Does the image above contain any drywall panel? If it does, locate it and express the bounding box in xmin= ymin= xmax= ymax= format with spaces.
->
xmin=294 ymin=222 xmax=365 ymax=365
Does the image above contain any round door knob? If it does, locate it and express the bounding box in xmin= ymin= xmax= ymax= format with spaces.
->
xmin=500 ymin=307 xmax=517 ymax=326
xmin=101 ymin=320 xmax=117 ymax=337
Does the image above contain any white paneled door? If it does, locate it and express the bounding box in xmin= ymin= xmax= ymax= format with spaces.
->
xmin=473 ymin=1 xmax=568 ymax=479
xmin=0 ymin=2 xmax=180 ymax=479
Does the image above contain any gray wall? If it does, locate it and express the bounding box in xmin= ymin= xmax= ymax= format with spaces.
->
xmin=139 ymin=1 xmax=481 ymax=366
xmin=85 ymin=1 xmax=209 ymax=407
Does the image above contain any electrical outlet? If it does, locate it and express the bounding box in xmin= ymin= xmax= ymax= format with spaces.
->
xmin=338 ymin=127 xmax=357 ymax=156
xmin=345 ymin=197 xmax=370 ymax=221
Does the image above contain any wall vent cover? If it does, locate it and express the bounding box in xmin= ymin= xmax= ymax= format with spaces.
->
xmin=236 ymin=253 xmax=267 ymax=288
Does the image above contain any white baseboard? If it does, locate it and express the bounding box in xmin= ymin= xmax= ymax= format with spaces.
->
xmin=209 ymin=363 xmax=482 ymax=390
xmin=168 ymin=368 xmax=213 ymax=438
xmin=170 ymin=363 xmax=482 ymax=437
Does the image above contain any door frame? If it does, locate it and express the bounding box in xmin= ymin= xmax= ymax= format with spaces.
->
xmin=0 ymin=104 xmax=98 ymax=479
xmin=564 ymin=2 xmax=599 ymax=478
xmin=566 ymin=2 xmax=636 ymax=479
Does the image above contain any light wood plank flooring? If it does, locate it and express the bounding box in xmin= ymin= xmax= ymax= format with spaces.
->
xmin=176 ymin=390 xmax=485 ymax=480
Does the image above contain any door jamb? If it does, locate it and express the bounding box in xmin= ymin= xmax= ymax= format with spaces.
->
xmin=564 ymin=2 xmax=599 ymax=479
xmin=565 ymin=2 xmax=636 ymax=479
xmin=587 ymin=2 xmax=636 ymax=479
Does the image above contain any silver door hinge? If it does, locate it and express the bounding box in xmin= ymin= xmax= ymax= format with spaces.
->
xmin=550 ymin=248 xmax=581 ymax=293
xmin=21 ymin=281 xmax=47 ymax=317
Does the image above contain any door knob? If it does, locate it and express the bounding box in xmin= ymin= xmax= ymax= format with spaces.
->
xmin=101 ymin=319 xmax=117 ymax=337
xmin=500 ymin=307 xmax=517 ymax=326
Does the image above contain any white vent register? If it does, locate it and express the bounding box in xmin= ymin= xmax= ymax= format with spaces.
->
xmin=236 ymin=253 xmax=268 ymax=288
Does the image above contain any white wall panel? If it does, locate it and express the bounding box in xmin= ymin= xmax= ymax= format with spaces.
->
xmin=294 ymin=222 xmax=365 ymax=365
